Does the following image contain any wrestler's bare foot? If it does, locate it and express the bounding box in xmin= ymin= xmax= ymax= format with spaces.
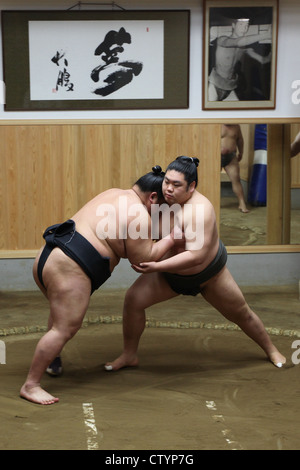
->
xmin=20 ymin=384 xmax=59 ymax=405
xmin=269 ymin=351 xmax=286 ymax=368
xmin=239 ymin=205 xmax=249 ymax=213
xmin=105 ymin=353 xmax=138 ymax=372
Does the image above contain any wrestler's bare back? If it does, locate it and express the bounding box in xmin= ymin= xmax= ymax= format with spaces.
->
xmin=72 ymin=188 xmax=149 ymax=271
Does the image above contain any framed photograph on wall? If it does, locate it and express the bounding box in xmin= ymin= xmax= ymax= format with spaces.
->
xmin=2 ymin=10 xmax=190 ymax=111
xmin=202 ymin=0 xmax=278 ymax=110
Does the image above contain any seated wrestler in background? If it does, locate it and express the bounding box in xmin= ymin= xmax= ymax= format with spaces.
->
xmin=20 ymin=166 xmax=177 ymax=405
xmin=105 ymin=156 xmax=285 ymax=372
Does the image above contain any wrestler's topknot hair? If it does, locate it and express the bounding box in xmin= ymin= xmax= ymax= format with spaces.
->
xmin=166 ymin=156 xmax=200 ymax=188
xmin=134 ymin=165 xmax=165 ymax=200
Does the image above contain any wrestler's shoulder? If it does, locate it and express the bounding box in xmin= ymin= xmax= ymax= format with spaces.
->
xmin=216 ymin=35 xmax=230 ymax=45
xmin=191 ymin=191 xmax=212 ymax=205
xmin=91 ymin=188 xmax=136 ymax=204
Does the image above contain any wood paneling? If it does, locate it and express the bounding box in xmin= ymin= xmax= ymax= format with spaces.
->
xmin=1 ymin=120 xmax=299 ymax=254
xmin=0 ymin=122 xmax=221 ymax=251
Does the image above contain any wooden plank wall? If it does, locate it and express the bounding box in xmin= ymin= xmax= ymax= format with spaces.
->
xmin=1 ymin=121 xmax=299 ymax=254
xmin=0 ymin=122 xmax=221 ymax=252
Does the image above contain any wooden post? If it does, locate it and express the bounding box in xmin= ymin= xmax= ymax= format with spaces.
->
xmin=267 ymin=124 xmax=291 ymax=244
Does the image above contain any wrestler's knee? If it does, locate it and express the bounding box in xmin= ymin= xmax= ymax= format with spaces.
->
xmin=124 ymin=287 xmax=138 ymax=310
xmin=237 ymin=304 xmax=255 ymax=322
xmin=65 ymin=323 xmax=82 ymax=341
xmin=223 ymin=302 xmax=251 ymax=323
xmin=123 ymin=285 xmax=147 ymax=311
xmin=53 ymin=314 xmax=84 ymax=340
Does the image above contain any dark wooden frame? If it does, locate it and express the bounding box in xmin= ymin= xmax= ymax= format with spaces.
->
xmin=202 ymin=0 xmax=278 ymax=110
xmin=2 ymin=9 xmax=190 ymax=111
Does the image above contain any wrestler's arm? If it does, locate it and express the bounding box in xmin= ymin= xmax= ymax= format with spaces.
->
xmin=132 ymin=203 xmax=217 ymax=273
xmin=124 ymin=209 xmax=176 ymax=265
xmin=291 ymin=131 xmax=300 ymax=158
xmin=236 ymin=126 xmax=244 ymax=161
xmin=219 ymin=29 xmax=271 ymax=48
xmin=134 ymin=249 xmax=203 ymax=273
xmin=245 ymin=48 xmax=272 ymax=64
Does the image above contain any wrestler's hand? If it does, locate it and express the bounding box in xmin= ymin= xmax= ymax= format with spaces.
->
xmin=131 ymin=261 xmax=157 ymax=273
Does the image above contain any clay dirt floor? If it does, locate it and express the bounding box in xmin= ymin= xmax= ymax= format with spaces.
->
xmin=220 ymin=195 xmax=300 ymax=246
xmin=0 ymin=287 xmax=299 ymax=451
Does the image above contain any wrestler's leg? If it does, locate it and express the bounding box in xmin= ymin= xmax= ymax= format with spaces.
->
xmin=208 ymin=81 xmax=218 ymax=101
xmin=33 ymin=251 xmax=56 ymax=337
xmin=33 ymin=248 xmax=62 ymax=375
xmin=21 ymin=253 xmax=91 ymax=404
xmin=32 ymin=248 xmax=48 ymax=298
xmin=200 ymin=266 xmax=286 ymax=367
xmin=105 ymin=272 xmax=178 ymax=371
xmin=224 ymin=156 xmax=249 ymax=212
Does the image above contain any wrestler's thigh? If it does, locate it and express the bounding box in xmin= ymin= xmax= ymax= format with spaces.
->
xmin=125 ymin=272 xmax=178 ymax=310
xmin=32 ymin=247 xmax=48 ymax=297
xmin=225 ymin=156 xmax=240 ymax=178
xmin=44 ymin=251 xmax=92 ymax=330
xmin=47 ymin=278 xmax=91 ymax=333
xmin=208 ymin=82 xmax=218 ymax=101
xmin=201 ymin=267 xmax=247 ymax=319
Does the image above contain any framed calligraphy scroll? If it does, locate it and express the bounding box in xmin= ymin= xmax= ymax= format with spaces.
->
xmin=2 ymin=10 xmax=190 ymax=111
xmin=202 ymin=0 xmax=278 ymax=110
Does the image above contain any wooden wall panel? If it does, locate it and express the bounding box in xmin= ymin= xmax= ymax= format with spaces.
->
xmin=0 ymin=122 xmax=222 ymax=251
xmin=1 ymin=121 xmax=298 ymax=253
